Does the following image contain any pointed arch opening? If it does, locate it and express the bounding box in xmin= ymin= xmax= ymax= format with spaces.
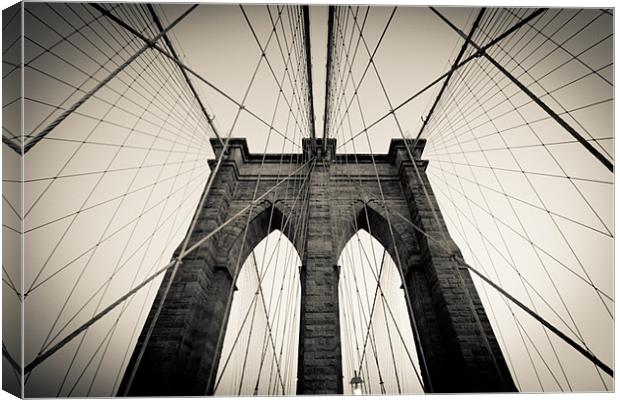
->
xmin=338 ymin=229 xmax=424 ymax=395
xmin=213 ymin=229 xmax=302 ymax=396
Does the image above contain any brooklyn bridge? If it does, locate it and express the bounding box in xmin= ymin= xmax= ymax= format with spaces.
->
xmin=1 ymin=3 xmax=614 ymax=397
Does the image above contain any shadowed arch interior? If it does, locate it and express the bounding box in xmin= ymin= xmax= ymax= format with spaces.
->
xmin=121 ymin=137 xmax=516 ymax=396
xmin=219 ymin=201 xmax=305 ymax=279
xmin=333 ymin=200 xmax=423 ymax=284
xmin=119 ymin=201 xmax=307 ymax=396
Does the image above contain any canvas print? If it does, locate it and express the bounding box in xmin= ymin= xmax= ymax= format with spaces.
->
xmin=1 ymin=2 xmax=614 ymax=397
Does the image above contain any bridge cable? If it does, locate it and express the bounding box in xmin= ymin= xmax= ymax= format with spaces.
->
xmin=429 ymin=7 xmax=612 ymax=173
xmin=332 ymin=8 xmax=428 ymax=390
xmin=23 ymin=157 xmax=313 ymax=376
xmin=345 ymin=6 xmax=512 ymax=389
xmin=426 ymin=16 xmax=614 ymax=319
xmin=146 ymin=4 xmax=222 ymax=144
xmin=425 ymin=78 xmax=569 ymax=390
xmin=209 ymin=7 xmax=315 ymax=394
xmin=336 ymin=7 xmax=548 ymax=151
xmin=331 ymin=10 xmax=429 ymax=390
xmin=91 ymin=3 xmax=302 ymax=151
xmin=23 ymin=4 xmax=198 ymax=153
xmin=56 ymin=35 xmax=214 ymax=394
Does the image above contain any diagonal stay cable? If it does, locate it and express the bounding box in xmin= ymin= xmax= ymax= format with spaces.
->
xmin=335 ymin=149 xmax=598 ymax=381
xmin=90 ymin=3 xmax=301 ymax=151
xmin=248 ymin=76 xmax=309 ymax=393
xmin=425 ymin=158 xmax=612 ymax=237
xmin=216 ymin=7 xmax=312 ymax=389
xmin=503 ymin=8 xmax=612 ymax=87
xmin=334 ymin=75 xmax=428 ymax=391
xmin=429 ymin=88 xmax=573 ymax=389
xmin=215 ymin=30 xmax=314 ymax=392
xmin=350 ymin=227 xmax=424 ymax=390
xmin=21 ymin=16 xmax=211 ymax=150
xmin=424 ymin=10 xmax=608 ymax=152
xmin=121 ymin=92 xmax=253 ymax=393
xmin=332 ymin=61 xmax=394 ymax=389
xmin=460 ymin=54 xmax=615 ymax=317
xmin=207 ymin=7 xmax=315 ymax=389
xmin=52 ymin=84 xmax=206 ymax=395
xmin=89 ymin=146 xmax=209 ymax=396
xmin=24 ymin=159 xmax=207 ymax=238
xmin=346 ymin=14 xmax=600 ymax=378
xmin=422 ymin=8 xmax=547 ymax=147
xmin=86 ymin=4 xmax=213 ymax=140
xmin=2 ymin=193 xmax=21 ymax=221
xmin=236 ymin=253 xmax=261 ymax=395
xmin=330 ymin=6 xmax=397 ymax=138
xmin=340 ymin=249 xmax=373 ymax=394
xmin=346 ymin=240 xmax=386 ymax=393
xmin=2 ymin=265 xmax=21 ymax=299
xmin=332 ymin=65 xmax=430 ymax=388
xmin=107 ymin=148 xmax=213 ymax=396
xmin=146 ymin=4 xmax=221 ymax=143
xmin=427 ymin=163 xmax=612 ymax=303
xmin=22 ymin=95 xmax=210 ymax=158
xmin=24 ymin=4 xmax=207 ymax=146
xmin=21 ymin=18 xmax=211 ymax=222
xmin=426 ymin=162 xmax=610 ymax=386
xmin=377 ymin=252 xmax=402 ymax=394
xmin=21 ymin=135 xmax=210 ymax=157
xmin=248 ymin=250 xmax=285 ymax=394
xmin=429 ymin=7 xmax=612 ymax=173
xmin=32 ymin=5 xmax=308 ymax=378
xmin=380 ymin=189 xmax=614 ymax=378
xmin=23 ymin=54 xmax=180 ymax=295
xmin=338 ymin=99 xmax=411 ymax=393
xmin=455 ymin=10 xmax=613 ymax=163
xmin=21 ymin=59 xmax=207 ymax=151
xmin=337 ymin=7 xmax=548 ymax=150
xmin=22 ymin=158 xmax=313 ymax=376
xmin=17 ymin=158 xmax=207 ymax=184
xmin=426 ymin=92 xmax=613 ymax=168
xmin=25 ymin=63 xmax=197 ymax=295
xmin=238 ymin=5 xmax=308 ymax=142
xmin=417 ymin=8 xmax=484 ymax=137
xmin=344 ymin=8 xmax=513 ymax=387
xmin=207 ymin=135 xmax=307 ymax=395
xmin=1 ymin=3 xmax=115 ymax=79
xmin=2 ymin=342 xmax=20 ymax=375
xmin=341 ymin=193 xmax=424 ymax=390
xmin=24 ymin=4 xmax=198 ymax=153
xmin=213 ymin=165 xmax=312 ymax=393
xmin=31 ymin=165 xmax=211 ymax=357
xmin=338 ymin=143 xmax=613 ymax=383
xmin=453 ymin=17 xmax=615 ymax=239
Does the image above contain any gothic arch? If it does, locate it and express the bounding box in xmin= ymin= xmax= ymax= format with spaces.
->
xmin=218 ymin=200 xmax=304 ymax=279
xmin=335 ymin=200 xmax=432 ymax=392
xmin=121 ymin=137 xmax=516 ymax=396
xmin=334 ymin=200 xmax=421 ymax=279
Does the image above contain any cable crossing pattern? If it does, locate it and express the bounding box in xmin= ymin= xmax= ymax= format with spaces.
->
xmin=2 ymin=4 xmax=613 ymax=397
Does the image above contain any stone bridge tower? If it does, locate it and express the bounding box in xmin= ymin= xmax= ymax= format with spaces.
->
xmin=118 ymin=137 xmax=516 ymax=395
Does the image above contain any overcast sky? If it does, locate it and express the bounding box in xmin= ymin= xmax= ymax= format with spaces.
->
xmin=2 ymin=2 xmax=613 ymax=397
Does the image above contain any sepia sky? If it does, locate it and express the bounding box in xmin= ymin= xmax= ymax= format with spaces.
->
xmin=1 ymin=1 xmax=614 ymax=398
